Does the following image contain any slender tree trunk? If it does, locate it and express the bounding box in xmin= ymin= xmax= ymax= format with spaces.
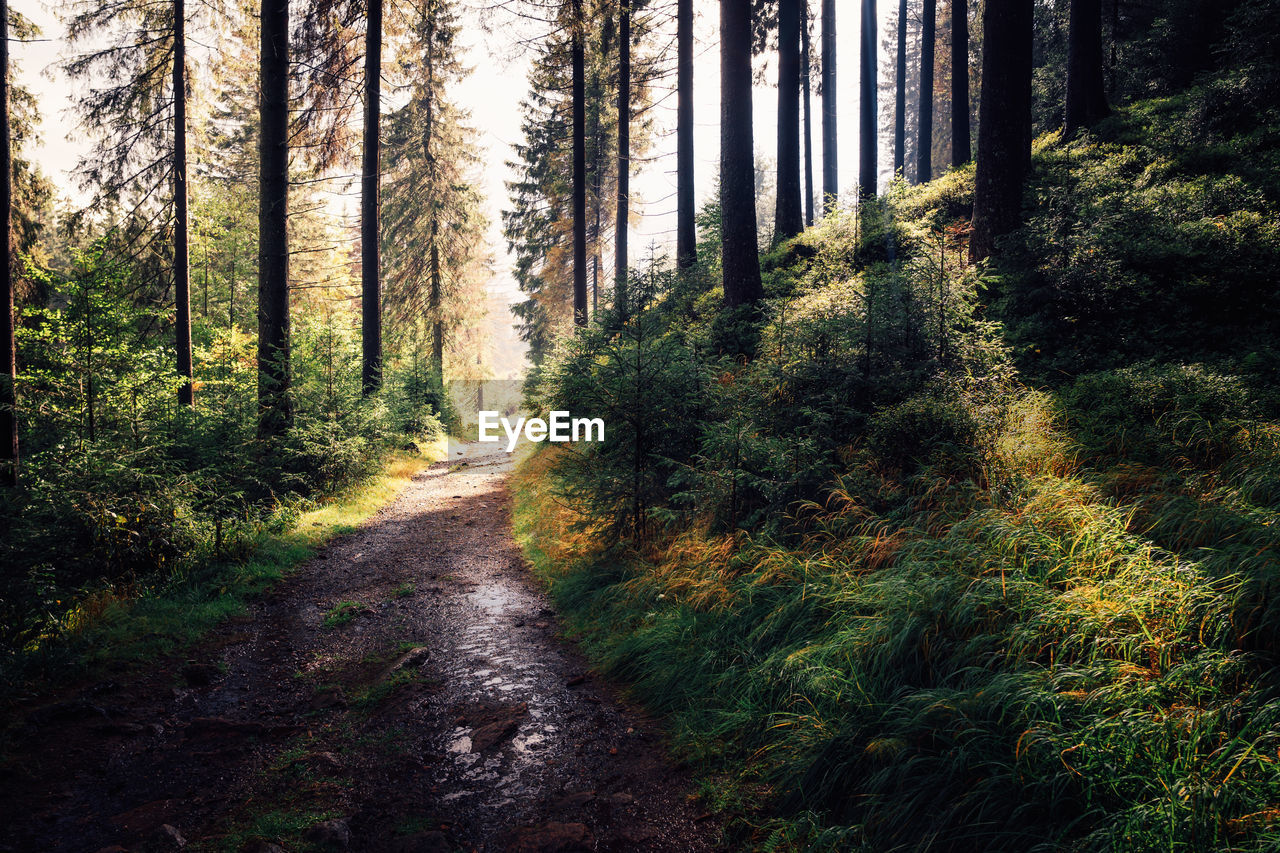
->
xmin=917 ymin=0 xmax=936 ymax=182
xmin=615 ymin=0 xmax=630 ymax=317
xmin=430 ymin=219 xmax=443 ymax=382
xmin=774 ymin=0 xmax=804 ymax=242
xmin=720 ymin=0 xmax=762 ymax=307
xmin=361 ymin=0 xmax=383 ymax=394
xmin=893 ymin=0 xmax=906 ymax=179
xmin=801 ymin=2 xmax=815 ymax=226
xmin=1064 ymin=0 xmax=1108 ymax=137
xmin=676 ymin=0 xmax=696 ymax=269
xmin=173 ymin=0 xmax=193 ymax=408
xmin=571 ymin=0 xmax=587 ymax=326
xmin=257 ymin=0 xmax=292 ymax=439
xmin=969 ymin=0 xmax=1032 ymax=262
xmin=228 ymin=254 xmax=235 ymax=329
xmin=0 ymin=0 xmax=14 ymax=486
xmin=858 ymin=0 xmax=877 ymax=200
xmin=820 ymin=0 xmax=837 ymax=210
xmin=950 ymin=0 xmax=971 ymax=165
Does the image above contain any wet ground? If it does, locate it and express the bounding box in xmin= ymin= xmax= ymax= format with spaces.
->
xmin=0 ymin=444 xmax=720 ymax=852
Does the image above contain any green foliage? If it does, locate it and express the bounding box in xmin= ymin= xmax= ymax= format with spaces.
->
xmin=0 ymin=246 xmax=447 ymax=667
xmin=517 ymin=51 xmax=1280 ymax=851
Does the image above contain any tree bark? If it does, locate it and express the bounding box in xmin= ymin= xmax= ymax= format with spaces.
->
xmin=916 ymin=0 xmax=935 ymax=182
xmin=257 ymin=0 xmax=292 ymax=439
xmin=893 ymin=0 xmax=906 ymax=179
xmin=0 ymin=0 xmax=15 ymax=486
xmin=774 ymin=0 xmax=803 ymax=242
xmin=430 ymin=219 xmax=442 ymax=382
xmin=820 ymin=0 xmax=837 ymax=210
xmin=950 ymin=0 xmax=971 ymax=166
xmin=676 ymin=0 xmax=696 ymax=270
xmin=720 ymin=0 xmax=762 ymax=307
xmin=615 ymin=0 xmax=630 ymax=317
xmin=173 ymin=0 xmax=193 ymax=408
xmin=571 ymin=0 xmax=588 ymax=326
xmin=801 ymin=2 xmax=815 ymax=226
xmin=858 ymin=0 xmax=877 ymax=200
xmin=361 ymin=0 xmax=382 ymax=394
xmin=1064 ymin=0 xmax=1108 ymax=138
xmin=969 ymin=0 xmax=1032 ymax=263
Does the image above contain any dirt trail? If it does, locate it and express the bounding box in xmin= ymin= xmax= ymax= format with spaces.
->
xmin=1 ymin=444 xmax=720 ymax=853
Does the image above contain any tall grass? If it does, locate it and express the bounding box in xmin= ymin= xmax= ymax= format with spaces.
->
xmin=514 ymin=390 xmax=1280 ymax=851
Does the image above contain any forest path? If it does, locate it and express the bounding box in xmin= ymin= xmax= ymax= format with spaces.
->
xmin=1 ymin=444 xmax=719 ymax=853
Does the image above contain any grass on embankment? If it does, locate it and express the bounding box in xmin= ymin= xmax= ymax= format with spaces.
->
xmin=1 ymin=442 xmax=446 ymax=703
xmin=512 ymin=389 xmax=1280 ymax=852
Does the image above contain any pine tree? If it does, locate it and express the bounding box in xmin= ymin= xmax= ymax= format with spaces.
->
xmin=615 ymin=0 xmax=631 ymax=315
xmin=801 ymin=1 xmax=815 ymax=226
xmin=721 ymin=0 xmax=762 ymax=307
xmin=258 ymin=0 xmax=291 ymax=438
xmin=820 ymin=0 xmax=837 ymax=210
xmin=969 ymin=0 xmax=1032 ymax=262
xmin=361 ymin=0 xmax=383 ymax=393
xmin=950 ymin=0 xmax=971 ymax=165
xmin=382 ymin=0 xmax=489 ymax=383
xmin=859 ymin=0 xmax=877 ymax=199
xmin=916 ymin=0 xmax=936 ymax=182
xmin=774 ymin=0 xmax=803 ymax=242
xmin=894 ymin=0 xmax=907 ymax=180
xmin=571 ymin=0 xmax=588 ymax=327
xmin=1 ymin=0 xmax=13 ymax=485
xmin=1064 ymin=0 xmax=1108 ymax=137
xmin=676 ymin=0 xmax=696 ymax=269
xmin=65 ymin=0 xmax=201 ymax=406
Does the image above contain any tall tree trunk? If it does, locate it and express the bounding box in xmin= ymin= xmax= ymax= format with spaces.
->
xmin=916 ymin=0 xmax=936 ymax=182
xmin=173 ymin=0 xmax=193 ymax=408
xmin=361 ymin=0 xmax=382 ymax=394
xmin=950 ymin=0 xmax=971 ymax=165
xmin=969 ymin=0 xmax=1032 ymax=262
xmin=720 ymin=0 xmax=762 ymax=307
xmin=893 ymin=0 xmax=906 ymax=179
xmin=0 ymin=0 xmax=14 ymax=486
xmin=676 ymin=0 xmax=696 ymax=269
xmin=571 ymin=0 xmax=588 ymax=326
xmin=615 ymin=0 xmax=630 ymax=317
xmin=801 ymin=1 xmax=815 ymax=226
xmin=820 ymin=0 xmax=837 ymax=210
xmin=257 ymin=0 xmax=292 ymax=439
xmin=774 ymin=0 xmax=803 ymax=242
xmin=858 ymin=0 xmax=877 ymax=200
xmin=430 ymin=219 xmax=442 ymax=382
xmin=1064 ymin=0 xmax=1108 ymax=137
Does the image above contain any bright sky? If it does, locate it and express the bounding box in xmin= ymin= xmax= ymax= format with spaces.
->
xmin=13 ymin=0 xmax=890 ymax=308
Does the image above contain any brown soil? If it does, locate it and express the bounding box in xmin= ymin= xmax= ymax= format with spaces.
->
xmin=0 ymin=444 xmax=721 ymax=853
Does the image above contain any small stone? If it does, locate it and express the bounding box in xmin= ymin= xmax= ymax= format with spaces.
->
xmin=301 ymin=818 xmax=351 ymax=850
xmin=387 ymin=646 xmax=430 ymax=674
xmin=147 ymin=824 xmax=187 ymax=850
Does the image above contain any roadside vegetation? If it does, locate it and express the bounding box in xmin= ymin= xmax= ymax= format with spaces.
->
xmin=514 ymin=55 xmax=1280 ymax=852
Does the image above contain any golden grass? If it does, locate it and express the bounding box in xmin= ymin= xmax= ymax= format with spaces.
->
xmin=292 ymin=440 xmax=447 ymax=547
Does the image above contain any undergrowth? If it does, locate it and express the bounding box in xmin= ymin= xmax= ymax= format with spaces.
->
xmin=513 ymin=69 xmax=1280 ymax=852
